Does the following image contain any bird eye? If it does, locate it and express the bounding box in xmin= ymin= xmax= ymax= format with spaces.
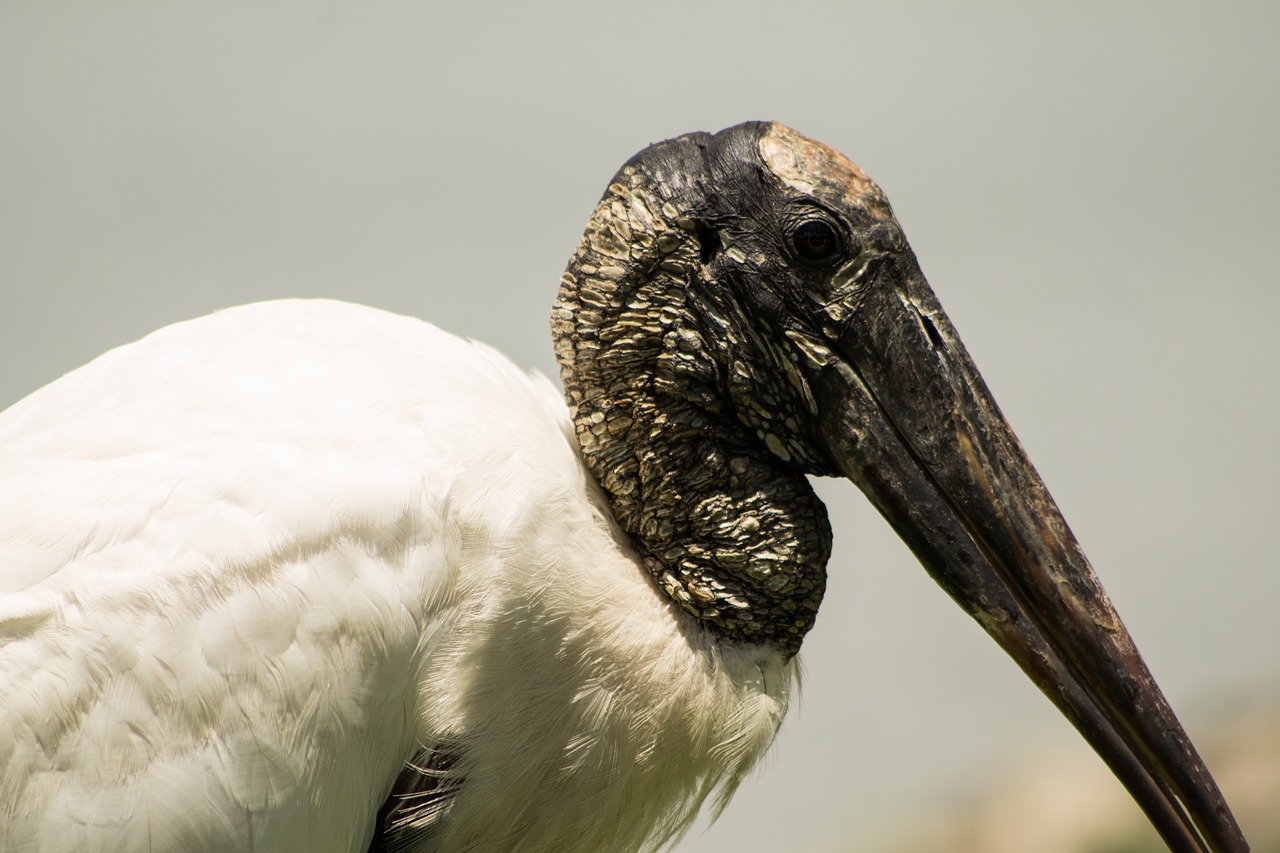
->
xmin=789 ymin=219 xmax=842 ymax=266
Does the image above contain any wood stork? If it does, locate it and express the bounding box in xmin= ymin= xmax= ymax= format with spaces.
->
xmin=0 ymin=122 xmax=1248 ymax=853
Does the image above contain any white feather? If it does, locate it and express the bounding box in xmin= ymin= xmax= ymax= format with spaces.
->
xmin=0 ymin=299 xmax=792 ymax=853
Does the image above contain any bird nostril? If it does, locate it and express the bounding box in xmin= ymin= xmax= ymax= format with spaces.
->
xmin=916 ymin=307 xmax=945 ymax=350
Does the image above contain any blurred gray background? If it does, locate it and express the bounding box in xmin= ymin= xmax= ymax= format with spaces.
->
xmin=2 ymin=2 xmax=1277 ymax=850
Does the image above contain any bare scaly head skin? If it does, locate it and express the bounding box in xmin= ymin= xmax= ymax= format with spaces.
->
xmin=553 ymin=122 xmax=847 ymax=655
xmin=759 ymin=123 xmax=887 ymax=216
xmin=554 ymin=122 xmax=920 ymax=655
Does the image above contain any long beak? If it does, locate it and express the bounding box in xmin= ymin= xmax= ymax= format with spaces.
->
xmin=812 ymin=252 xmax=1248 ymax=852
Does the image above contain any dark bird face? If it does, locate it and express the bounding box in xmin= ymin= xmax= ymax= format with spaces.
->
xmin=628 ymin=123 xmax=911 ymax=476
xmin=553 ymin=122 xmax=1247 ymax=852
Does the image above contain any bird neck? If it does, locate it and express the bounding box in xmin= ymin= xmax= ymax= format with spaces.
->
xmin=552 ymin=166 xmax=830 ymax=658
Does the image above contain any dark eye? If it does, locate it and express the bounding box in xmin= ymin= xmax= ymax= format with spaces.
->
xmin=790 ymin=219 xmax=842 ymax=266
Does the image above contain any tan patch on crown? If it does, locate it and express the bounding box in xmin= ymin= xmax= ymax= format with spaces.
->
xmin=759 ymin=123 xmax=890 ymax=218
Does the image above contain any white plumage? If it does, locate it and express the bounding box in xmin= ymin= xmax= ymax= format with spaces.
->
xmin=0 ymin=299 xmax=788 ymax=852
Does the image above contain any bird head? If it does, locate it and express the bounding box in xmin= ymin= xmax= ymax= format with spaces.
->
xmin=553 ymin=122 xmax=1246 ymax=853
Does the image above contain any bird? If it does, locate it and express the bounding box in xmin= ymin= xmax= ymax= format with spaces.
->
xmin=0 ymin=122 xmax=1249 ymax=853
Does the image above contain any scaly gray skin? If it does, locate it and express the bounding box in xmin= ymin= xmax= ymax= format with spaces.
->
xmin=553 ymin=121 xmax=900 ymax=656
